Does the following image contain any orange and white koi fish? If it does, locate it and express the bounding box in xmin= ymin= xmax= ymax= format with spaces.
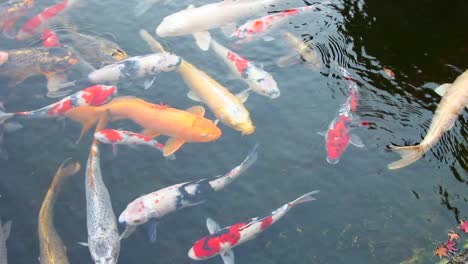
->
xmin=65 ymin=97 xmax=222 ymax=156
xmin=232 ymin=5 xmax=317 ymax=43
xmin=193 ymin=31 xmax=279 ymax=99
xmin=388 ymin=70 xmax=468 ymax=170
xmin=0 ymin=0 xmax=34 ymax=39
xmin=140 ymin=29 xmax=255 ymax=135
xmin=188 ymin=191 xmax=319 ymax=263
xmin=16 ymin=0 xmax=78 ymax=41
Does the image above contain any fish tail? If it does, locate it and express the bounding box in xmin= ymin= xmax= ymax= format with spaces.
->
xmin=0 ymin=219 xmax=12 ymax=241
xmin=139 ymin=29 xmax=167 ymax=53
xmin=387 ymin=145 xmax=425 ymax=170
xmin=134 ymin=1 xmax=153 ymax=17
xmin=289 ymin=191 xmax=320 ymax=207
xmin=0 ymin=109 xmax=14 ymax=124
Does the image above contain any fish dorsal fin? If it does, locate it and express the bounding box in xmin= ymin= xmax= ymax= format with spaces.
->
xmin=221 ymin=249 xmax=235 ymax=264
xmin=186 ymin=106 xmax=205 ymax=117
xmin=206 ymin=218 xmax=221 ymax=234
xmin=434 ymin=83 xmax=452 ymax=96
xmin=164 ymin=138 xmax=185 ymax=157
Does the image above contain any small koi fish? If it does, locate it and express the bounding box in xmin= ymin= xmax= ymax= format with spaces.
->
xmin=94 ymin=129 xmax=175 ymax=160
xmin=188 ymin=191 xmax=319 ymax=262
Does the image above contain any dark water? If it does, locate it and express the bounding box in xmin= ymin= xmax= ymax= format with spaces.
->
xmin=0 ymin=0 xmax=467 ymax=263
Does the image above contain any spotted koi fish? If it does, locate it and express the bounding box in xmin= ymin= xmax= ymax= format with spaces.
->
xmin=193 ymin=31 xmax=279 ymax=99
xmin=42 ymin=28 xmax=61 ymax=47
xmin=118 ymin=144 xmax=258 ymax=242
xmin=16 ymin=0 xmax=78 ymax=41
xmin=14 ymin=85 xmax=117 ymax=119
xmin=94 ymin=129 xmax=175 ymax=160
xmin=232 ymin=5 xmax=316 ymax=43
xmin=57 ymin=53 xmax=181 ymax=92
xmin=188 ymin=191 xmax=319 ymax=263
xmin=318 ymin=93 xmax=364 ymax=164
xmin=0 ymin=0 xmax=34 ymax=39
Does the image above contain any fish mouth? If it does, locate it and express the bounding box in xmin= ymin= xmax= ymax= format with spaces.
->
xmin=241 ymin=125 xmax=255 ymax=135
xmin=326 ymin=157 xmax=340 ymax=164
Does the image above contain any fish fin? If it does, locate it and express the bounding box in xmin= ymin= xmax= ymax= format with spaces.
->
xmin=230 ymin=143 xmax=258 ymax=176
xmin=187 ymin=90 xmax=202 ymax=102
xmin=112 ymin=144 xmax=118 ymax=156
xmin=192 ymin=31 xmax=212 ymax=51
xmin=77 ymin=242 xmax=88 ymax=247
xmin=220 ymin=23 xmax=237 ymax=37
xmin=46 ymin=73 xmax=72 ymax=98
xmin=145 ymin=219 xmax=158 ymax=243
xmin=185 ymin=105 xmax=205 ymax=117
xmin=119 ymin=225 xmax=136 ymax=240
xmin=134 ymin=1 xmax=153 ymax=16
xmin=143 ymin=77 xmax=156 ymax=90
xmin=206 ymin=217 xmax=221 ymax=234
xmin=94 ymin=109 xmax=110 ymax=133
xmin=349 ymin=134 xmax=365 ymax=148
xmin=1 ymin=220 xmax=12 ymax=240
xmin=214 ymin=119 xmax=219 ymax=125
xmin=262 ymin=36 xmax=275 ymax=42
xmin=326 ymin=157 xmax=339 ymax=164
xmin=0 ymin=110 xmax=14 ymax=124
xmin=141 ymin=129 xmax=160 ymax=138
xmin=163 ymin=138 xmax=185 ymax=157
xmin=139 ymin=29 xmax=167 ymax=53
xmin=289 ymin=190 xmax=320 ymax=207
xmin=236 ymin=90 xmax=250 ymax=103
xmin=4 ymin=122 xmax=23 ymax=133
xmin=277 ymin=54 xmax=302 ymax=68
xmin=221 ymin=249 xmax=235 ymax=264
xmin=387 ymin=145 xmax=425 ymax=170
xmin=434 ymin=83 xmax=452 ymax=96
xmin=317 ymin=131 xmax=326 ymax=137
xmin=64 ymin=106 xmax=100 ymax=143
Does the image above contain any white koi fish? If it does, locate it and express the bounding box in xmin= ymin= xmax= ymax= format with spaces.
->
xmin=188 ymin=191 xmax=319 ymax=263
xmin=0 ymin=219 xmax=12 ymax=264
xmin=118 ymin=144 xmax=258 ymax=242
xmin=156 ymin=0 xmax=281 ymax=39
xmin=193 ymin=31 xmax=279 ymax=99
xmin=388 ymin=70 xmax=468 ymax=170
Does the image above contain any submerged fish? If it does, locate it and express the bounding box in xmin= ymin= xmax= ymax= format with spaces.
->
xmin=57 ymin=53 xmax=181 ymax=92
xmin=140 ymin=30 xmax=255 ymax=135
xmin=38 ymin=159 xmax=80 ymax=264
xmin=0 ymin=103 xmax=23 ymax=160
xmin=118 ymin=144 xmax=258 ymax=242
xmin=0 ymin=47 xmax=79 ymax=98
xmin=42 ymin=29 xmax=61 ymax=47
xmin=94 ymin=129 xmax=175 ymax=160
xmin=82 ymin=140 xmax=120 ymax=264
xmin=134 ymin=0 xmax=168 ymax=17
xmin=0 ymin=219 xmax=12 ymax=264
xmin=277 ymin=31 xmax=322 ymax=70
xmin=188 ymin=191 xmax=319 ymax=262
xmin=388 ymin=70 xmax=468 ymax=170
xmin=0 ymin=0 xmax=34 ymax=39
xmin=193 ymin=31 xmax=280 ymax=99
xmin=156 ymin=0 xmax=281 ymax=38
xmin=64 ymin=97 xmax=222 ymax=156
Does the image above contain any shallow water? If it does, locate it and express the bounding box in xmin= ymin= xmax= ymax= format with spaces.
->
xmin=0 ymin=0 xmax=467 ymax=263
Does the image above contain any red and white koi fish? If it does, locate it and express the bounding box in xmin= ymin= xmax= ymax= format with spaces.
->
xmin=0 ymin=0 xmax=34 ymax=39
xmin=232 ymin=5 xmax=316 ymax=43
xmin=318 ymin=94 xmax=364 ymax=164
xmin=188 ymin=191 xmax=319 ymax=263
xmin=94 ymin=129 xmax=175 ymax=160
xmin=14 ymin=85 xmax=116 ymax=119
xmin=118 ymin=145 xmax=258 ymax=243
xmin=16 ymin=0 xmax=78 ymax=41
xmin=0 ymin=52 xmax=8 ymax=65
xmin=42 ymin=28 xmax=61 ymax=47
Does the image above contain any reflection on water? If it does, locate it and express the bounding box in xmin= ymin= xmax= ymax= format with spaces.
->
xmin=0 ymin=0 xmax=466 ymax=263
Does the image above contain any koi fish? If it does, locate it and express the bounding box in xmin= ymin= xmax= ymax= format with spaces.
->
xmin=232 ymin=5 xmax=316 ymax=43
xmin=14 ymin=85 xmax=117 ymax=119
xmin=336 ymin=65 xmax=359 ymax=112
xmin=277 ymin=31 xmax=322 ymax=70
xmin=188 ymin=191 xmax=319 ymax=262
xmin=318 ymin=94 xmax=364 ymax=164
xmin=0 ymin=0 xmax=34 ymax=39
xmin=0 ymin=52 xmax=8 ymax=65
xmin=57 ymin=53 xmax=181 ymax=92
xmin=119 ymin=144 xmax=258 ymax=242
xmin=64 ymin=97 xmax=222 ymax=156
xmin=94 ymin=129 xmax=175 ymax=160
xmin=193 ymin=31 xmax=280 ymax=99
xmin=0 ymin=47 xmax=78 ymax=98
xmin=156 ymin=0 xmax=281 ymax=38
xmin=0 ymin=103 xmax=22 ymax=160
xmin=38 ymin=159 xmax=80 ymax=264
xmin=16 ymin=0 xmax=78 ymax=41
xmin=140 ymin=29 xmax=255 ymax=135
xmin=0 ymin=219 xmax=12 ymax=264
xmin=80 ymin=140 xmax=120 ymax=264
xmin=388 ymin=70 xmax=468 ymax=170
xmin=134 ymin=0 xmax=168 ymax=17
xmin=42 ymin=29 xmax=61 ymax=47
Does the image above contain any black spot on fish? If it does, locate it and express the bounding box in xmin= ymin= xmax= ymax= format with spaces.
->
xmin=120 ymin=59 xmax=139 ymax=78
xmin=175 ymin=179 xmax=215 ymax=209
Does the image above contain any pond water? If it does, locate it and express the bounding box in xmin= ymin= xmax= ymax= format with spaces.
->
xmin=0 ymin=0 xmax=466 ymax=263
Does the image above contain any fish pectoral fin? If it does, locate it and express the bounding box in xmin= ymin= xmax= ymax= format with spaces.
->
xmin=185 ymin=105 xmax=206 ymax=117
xmin=141 ymin=129 xmax=161 ymax=138
xmin=112 ymin=144 xmax=118 ymax=156
xmin=77 ymin=242 xmax=88 ymax=247
xmin=220 ymin=23 xmax=237 ymax=37
xmin=206 ymin=217 xmax=221 ymax=234
xmin=192 ymin=31 xmax=212 ymax=51
xmin=187 ymin=90 xmax=203 ymax=102
xmin=163 ymin=137 xmax=185 ymax=157
xmin=276 ymin=54 xmax=301 ymax=68
xmin=120 ymin=225 xmax=137 ymax=240
xmin=236 ymin=90 xmax=250 ymax=104
xmin=145 ymin=219 xmax=159 ymax=243
xmin=143 ymin=77 xmax=156 ymax=90
xmin=349 ymin=134 xmax=365 ymax=148
xmin=317 ymin=131 xmax=326 ymax=137
xmin=262 ymin=36 xmax=275 ymax=42
xmin=434 ymin=83 xmax=452 ymax=96
xmin=95 ymin=109 xmax=110 ymax=133
xmin=214 ymin=119 xmax=220 ymax=125
xmin=46 ymin=73 xmax=72 ymax=98
xmin=220 ymin=249 xmax=235 ymax=264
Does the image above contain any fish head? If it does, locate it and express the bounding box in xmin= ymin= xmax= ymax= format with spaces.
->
xmin=0 ymin=52 xmax=8 ymax=65
xmin=220 ymin=107 xmax=255 ymax=135
xmin=155 ymin=53 xmax=182 ymax=72
xmin=94 ymin=129 xmax=122 ymax=144
xmin=156 ymin=13 xmax=191 ymax=37
xmin=191 ymin=118 xmax=222 ymax=142
xmin=90 ymin=240 xmax=120 ymax=264
xmin=118 ymin=199 xmax=150 ymax=227
xmin=81 ymin=85 xmax=117 ymax=106
xmin=300 ymin=47 xmax=322 ymax=69
xmin=188 ymin=237 xmax=220 ymax=260
xmin=246 ymin=67 xmax=280 ymax=99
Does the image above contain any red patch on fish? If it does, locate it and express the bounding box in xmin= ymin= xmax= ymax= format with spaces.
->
xmin=252 ymin=20 xmax=264 ymax=33
xmin=42 ymin=28 xmax=60 ymax=47
xmin=349 ymin=89 xmax=358 ymax=112
xmin=19 ymin=15 xmax=41 ymax=34
xmin=99 ymin=129 xmax=124 ymax=143
xmin=226 ymin=51 xmax=249 ymax=75
xmin=326 ymin=115 xmax=351 ymax=161
xmin=192 ymin=223 xmax=247 ymax=258
xmin=41 ymin=0 xmax=68 ymax=19
xmin=82 ymin=85 xmax=116 ymax=106
xmin=47 ymin=98 xmax=72 ymax=115
xmin=260 ymin=216 xmax=273 ymax=230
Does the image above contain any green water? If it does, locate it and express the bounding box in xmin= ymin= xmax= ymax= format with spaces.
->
xmin=0 ymin=0 xmax=466 ymax=263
